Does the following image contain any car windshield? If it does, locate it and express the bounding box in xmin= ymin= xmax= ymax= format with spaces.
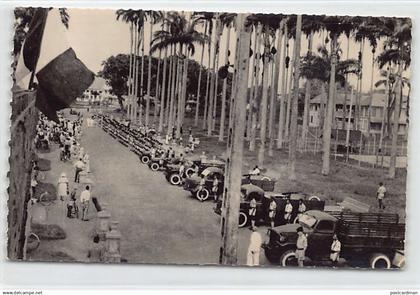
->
xmin=298 ymin=214 xmax=317 ymax=228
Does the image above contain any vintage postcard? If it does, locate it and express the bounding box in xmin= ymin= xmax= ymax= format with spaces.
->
xmin=8 ymin=7 xmax=409 ymax=268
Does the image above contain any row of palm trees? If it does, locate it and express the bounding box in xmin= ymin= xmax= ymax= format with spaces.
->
xmin=115 ymin=10 xmax=411 ymax=179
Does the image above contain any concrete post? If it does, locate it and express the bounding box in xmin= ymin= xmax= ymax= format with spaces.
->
xmin=97 ymin=202 xmax=111 ymax=240
xmin=105 ymin=221 xmax=122 ymax=263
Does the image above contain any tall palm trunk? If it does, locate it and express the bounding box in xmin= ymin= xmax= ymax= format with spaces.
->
xmin=202 ymin=32 xmax=212 ymax=130
xmin=177 ymin=44 xmax=189 ymax=138
xmin=342 ymin=35 xmax=350 ymax=129
xmin=367 ymin=47 xmax=376 ymax=136
xmin=154 ymin=48 xmax=162 ymax=125
xmin=376 ymin=65 xmax=390 ymax=165
xmin=139 ymin=25 xmax=145 ymax=125
xmin=145 ymin=21 xmax=154 ymax=127
xmin=269 ymin=20 xmax=285 ymax=156
xmin=284 ymin=38 xmax=295 ymax=141
xmin=127 ymin=22 xmax=134 ymax=116
xmin=355 ymin=40 xmax=364 ymax=131
xmin=207 ymin=16 xmax=220 ymax=136
xmin=168 ymin=50 xmax=177 ymax=135
xmin=249 ymin=24 xmax=263 ymax=151
xmin=133 ymin=24 xmax=140 ymax=123
xmin=158 ymin=45 xmax=168 ymax=133
xmin=165 ymin=48 xmax=173 ymax=128
xmin=257 ymin=27 xmax=271 ymax=167
xmin=321 ymin=33 xmax=338 ymax=176
xmin=389 ymin=50 xmax=403 ymax=179
xmin=277 ymin=23 xmax=288 ymax=149
xmin=228 ymin=29 xmax=241 ymax=134
xmin=247 ymin=25 xmax=259 ymax=140
xmin=218 ymin=23 xmax=231 ymax=141
xmin=288 ymin=15 xmax=302 ymax=180
xmin=301 ymin=31 xmax=313 ymax=143
xmin=195 ymin=22 xmax=208 ymax=126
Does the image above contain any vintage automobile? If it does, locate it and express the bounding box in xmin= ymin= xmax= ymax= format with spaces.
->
xmin=263 ymin=210 xmax=405 ymax=268
xmin=164 ymin=158 xmax=225 ymax=186
xmin=183 ymin=166 xmax=225 ymax=201
xmin=242 ymin=174 xmax=276 ymax=191
xmin=214 ymin=188 xmax=324 ymax=228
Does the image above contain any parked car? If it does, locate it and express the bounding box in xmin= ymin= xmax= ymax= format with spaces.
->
xmin=165 ymin=158 xmax=225 ymax=186
xmin=183 ymin=166 xmax=225 ymax=201
xmin=242 ymin=174 xmax=276 ymax=191
xmin=263 ymin=210 xmax=405 ymax=268
xmin=214 ymin=189 xmax=324 ymax=228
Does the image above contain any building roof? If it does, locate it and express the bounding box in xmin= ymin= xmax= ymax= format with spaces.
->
xmin=310 ymin=90 xmax=406 ymax=108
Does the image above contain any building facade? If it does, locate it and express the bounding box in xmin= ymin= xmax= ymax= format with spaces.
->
xmin=308 ymin=90 xmax=408 ymax=136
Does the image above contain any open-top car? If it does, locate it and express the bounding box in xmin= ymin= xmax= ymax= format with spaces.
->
xmin=241 ymin=174 xmax=276 ymax=191
xmin=214 ymin=189 xmax=325 ymax=228
xmin=183 ymin=166 xmax=225 ymax=201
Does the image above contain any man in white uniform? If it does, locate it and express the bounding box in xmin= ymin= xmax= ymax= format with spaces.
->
xmin=377 ymin=182 xmax=387 ymax=210
xmin=246 ymin=227 xmax=262 ymax=266
xmin=330 ymin=234 xmax=341 ymax=266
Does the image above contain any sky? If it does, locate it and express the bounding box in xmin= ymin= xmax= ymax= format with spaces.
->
xmin=65 ymin=8 xmax=410 ymax=94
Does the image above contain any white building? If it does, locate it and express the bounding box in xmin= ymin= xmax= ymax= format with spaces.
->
xmin=308 ymin=89 xmax=408 ymax=136
xmin=78 ymin=76 xmax=115 ymax=104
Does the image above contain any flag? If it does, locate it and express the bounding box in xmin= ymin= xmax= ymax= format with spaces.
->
xmin=15 ymin=8 xmax=94 ymax=122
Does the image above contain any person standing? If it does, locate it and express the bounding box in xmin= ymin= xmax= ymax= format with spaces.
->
xmin=83 ymin=153 xmax=90 ymax=173
xmin=284 ymin=199 xmax=293 ymax=224
xmin=57 ymin=172 xmax=69 ymax=201
xmin=74 ymin=158 xmax=85 ymax=183
xmin=297 ymin=200 xmax=307 ymax=221
xmin=87 ymin=236 xmax=104 ymax=262
xmin=377 ymin=182 xmax=387 ymax=210
xmin=268 ymin=197 xmax=277 ymax=228
xmin=296 ymin=227 xmax=307 ymax=267
xmin=246 ymin=226 xmax=262 ymax=266
xmin=80 ymin=185 xmax=91 ymax=221
xmin=212 ymin=176 xmax=219 ymax=203
xmin=249 ymin=197 xmax=257 ymax=229
xmin=330 ymin=234 xmax=341 ymax=266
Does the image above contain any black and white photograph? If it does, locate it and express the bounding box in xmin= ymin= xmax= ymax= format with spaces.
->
xmin=8 ymin=7 xmax=410 ymax=269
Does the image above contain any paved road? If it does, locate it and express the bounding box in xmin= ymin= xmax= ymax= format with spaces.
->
xmin=82 ymin=120 xmax=268 ymax=265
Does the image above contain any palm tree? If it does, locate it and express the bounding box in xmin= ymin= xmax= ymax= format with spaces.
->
xmin=288 ymin=14 xmax=302 ymax=180
xmin=218 ymin=13 xmax=237 ymax=141
xmin=300 ymin=15 xmax=324 ymax=145
xmin=152 ymin=12 xmax=207 ymax=137
xmin=145 ymin=11 xmax=163 ymax=127
xmin=277 ymin=21 xmax=289 ymax=149
xmin=376 ymin=17 xmax=411 ymax=178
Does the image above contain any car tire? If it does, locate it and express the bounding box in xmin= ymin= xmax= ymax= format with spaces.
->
xmin=169 ymin=174 xmax=181 ymax=186
xmin=293 ymin=216 xmax=300 ymax=224
xmin=150 ymin=162 xmax=160 ymax=171
xmin=308 ymin=195 xmax=321 ymax=201
xmin=280 ymin=249 xmax=298 ymax=267
xmin=196 ymin=188 xmax=210 ymax=202
xmin=370 ymin=253 xmax=391 ymax=269
xmin=261 ymin=176 xmax=271 ymax=181
xmin=141 ymin=155 xmax=150 ymax=164
xmin=238 ymin=211 xmax=248 ymax=228
xmin=185 ymin=168 xmax=195 ymax=178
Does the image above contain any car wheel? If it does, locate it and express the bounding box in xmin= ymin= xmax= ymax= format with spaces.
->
xmin=141 ymin=155 xmax=150 ymax=164
xmin=308 ymin=195 xmax=321 ymax=201
xmin=196 ymin=188 xmax=210 ymax=202
xmin=370 ymin=253 xmax=391 ymax=269
xmin=150 ymin=162 xmax=160 ymax=171
xmin=293 ymin=216 xmax=300 ymax=224
xmin=280 ymin=249 xmax=298 ymax=267
xmin=185 ymin=168 xmax=195 ymax=178
xmin=261 ymin=176 xmax=271 ymax=181
xmin=169 ymin=174 xmax=181 ymax=185
xmin=238 ymin=211 xmax=248 ymax=228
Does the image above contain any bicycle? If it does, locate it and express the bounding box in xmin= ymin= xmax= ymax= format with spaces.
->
xmin=38 ymin=191 xmax=56 ymax=206
xmin=26 ymin=232 xmax=40 ymax=252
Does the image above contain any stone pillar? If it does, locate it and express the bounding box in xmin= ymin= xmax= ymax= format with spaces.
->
xmin=105 ymin=221 xmax=122 ymax=263
xmin=96 ymin=203 xmax=111 ymax=241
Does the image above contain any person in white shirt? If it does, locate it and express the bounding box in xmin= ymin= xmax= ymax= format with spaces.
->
xmin=284 ymin=199 xmax=293 ymax=223
xmin=74 ymin=158 xmax=85 ymax=183
xmin=268 ymin=198 xmax=277 ymax=228
xmin=249 ymin=165 xmax=261 ymax=176
xmin=330 ymin=234 xmax=341 ymax=266
xmin=377 ymin=182 xmax=387 ymax=210
xmin=296 ymin=227 xmax=307 ymax=267
xmin=57 ymin=172 xmax=69 ymax=201
xmin=246 ymin=226 xmax=262 ymax=266
xmin=249 ymin=197 xmax=257 ymax=229
xmin=80 ymin=186 xmax=91 ymax=221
